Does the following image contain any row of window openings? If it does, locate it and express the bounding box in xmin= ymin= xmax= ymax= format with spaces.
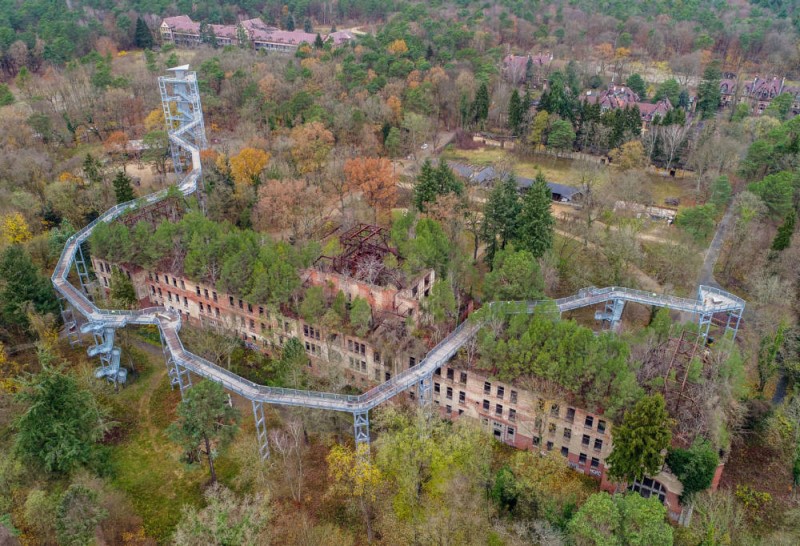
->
xmin=440 ymin=402 xmax=465 ymax=416
xmin=435 ymin=367 xmax=469 ymax=386
xmin=537 ymin=402 xmax=606 ymax=434
xmin=150 ymin=272 xmax=272 ymax=318
xmin=535 ymin=439 xmax=601 ymax=468
xmin=479 ymin=398 xmax=518 ymax=421
xmin=481 ymin=382 xmax=518 ymax=403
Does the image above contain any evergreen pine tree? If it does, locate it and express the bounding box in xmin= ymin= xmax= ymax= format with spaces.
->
xmin=414 ymin=159 xmax=437 ymax=211
xmin=286 ymin=15 xmax=296 ymax=31
xmin=303 ymin=18 xmax=313 ymax=33
xmin=697 ymin=61 xmax=722 ymax=119
xmin=481 ymin=177 xmax=522 ymax=264
xmin=472 ymin=82 xmax=490 ymax=126
xmin=413 ymin=159 xmax=463 ymax=211
xmin=508 ymin=89 xmax=524 ymax=136
xmin=134 ymin=18 xmax=154 ymax=49
xmin=771 ymin=210 xmax=796 ymax=252
xmin=516 ymin=172 xmax=554 ymax=257
xmin=113 ymin=170 xmax=136 ymax=203
xmin=607 ymin=394 xmax=673 ymax=483
xmin=426 ymin=44 xmax=434 ymax=60
xmin=314 ymin=33 xmax=324 ymax=48
xmin=0 ymin=246 xmax=59 ymax=329
xmin=82 ymin=153 xmax=102 ymax=184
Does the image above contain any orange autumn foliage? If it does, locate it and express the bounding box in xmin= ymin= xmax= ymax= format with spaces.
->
xmin=344 ymin=157 xmax=397 ymax=217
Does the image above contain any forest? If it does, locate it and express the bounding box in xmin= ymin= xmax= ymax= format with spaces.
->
xmin=1 ymin=0 xmax=800 ymax=545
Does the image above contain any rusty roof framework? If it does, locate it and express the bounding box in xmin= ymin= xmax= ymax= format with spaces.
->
xmin=639 ymin=331 xmax=712 ymax=446
xmin=315 ymin=223 xmax=405 ymax=288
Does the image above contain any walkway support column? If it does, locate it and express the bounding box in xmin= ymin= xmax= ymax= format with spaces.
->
xmin=353 ymin=410 xmax=370 ymax=447
xmin=168 ymin=357 xmax=192 ymax=395
xmin=59 ymin=298 xmax=81 ymax=346
xmin=74 ymin=243 xmax=93 ymax=298
xmin=252 ymin=400 xmax=270 ymax=460
xmin=417 ymin=373 xmax=433 ymax=406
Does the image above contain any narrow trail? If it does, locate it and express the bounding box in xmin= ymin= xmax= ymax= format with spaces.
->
xmin=699 ymin=203 xmax=735 ymax=288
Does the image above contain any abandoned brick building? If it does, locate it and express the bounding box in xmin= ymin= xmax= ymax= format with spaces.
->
xmin=92 ymin=209 xmax=720 ymax=525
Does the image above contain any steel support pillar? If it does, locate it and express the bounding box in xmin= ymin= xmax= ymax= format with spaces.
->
xmin=595 ymin=299 xmax=625 ymax=331
xmin=74 ymin=243 xmax=93 ymax=298
xmin=726 ymin=308 xmax=743 ymax=343
xmin=59 ymin=298 xmax=81 ymax=346
xmin=353 ymin=410 xmax=370 ymax=447
xmin=168 ymin=357 xmax=192 ymax=395
xmin=698 ymin=312 xmax=713 ymax=340
xmin=417 ymin=373 xmax=433 ymax=406
xmin=252 ymin=400 xmax=270 ymax=460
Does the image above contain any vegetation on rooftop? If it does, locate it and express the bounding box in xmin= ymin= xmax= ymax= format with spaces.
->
xmin=475 ymin=306 xmax=639 ymax=418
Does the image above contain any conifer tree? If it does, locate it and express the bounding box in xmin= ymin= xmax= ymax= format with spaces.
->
xmin=134 ymin=18 xmax=153 ymax=49
xmin=472 ymin=82 xmax=490 ymax=126
xmin=0 ymin=246 xmax=58 ymax=329
xmin=607 ymin=394 xmax=673 ymax=483
xmin=508 ymin=88 xmax=524 ymax=136
xmin=516 ymin=172 xmax=554 ymax=258
xmin=413 ymin=159 xmax=463 ymax=211
xmin=771 ymin=210 xmax=796 ymax=252
xmin=697 ymin=61 xmax=722 ymax=119
xmin=15 ymin=365 xmax=107 ymax=474
xmin=314 ymin=33 xmax=324 ymax=48
xmin=82 ymin=153 xmax=102 ymax=185
xmin=481 ymin=177 xmax=522 ymax=263
xmin=169 ymin=381 xmax=240 ymax=483
xmin=112 ymin=170 xmax=136 ymax=203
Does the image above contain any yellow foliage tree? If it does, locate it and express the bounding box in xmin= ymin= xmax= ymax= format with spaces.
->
xmin=290 ymin=122 xmax=335 ymax=176
xmin=58 ymin=172 xmax=83 ymax=185
xmin=387 ymin=95 xmax=403 ymax=122
xmin=230 ymin=147 xmax=270 ymax=190
xmin=1 ymin=212 xmax=32 ymax=245
xmin=215 ymin=152 xmax=230 ymax=175
xmin=26 ymin=305 xmax=59 ymax=353
xmin=327 ymin=444 xmax=383 ymax=542
xmin=144 ymin=108 xmax=165 ymax=132
xmin=387 ymin=39 xmax=408 ymax=55
xmin=0 ymin=341 xmax=21 ymax=394
xmin=612 ymin=140 xmax=647 ymax=171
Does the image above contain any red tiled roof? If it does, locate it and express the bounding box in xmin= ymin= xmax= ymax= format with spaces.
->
xmin=503 ymin=53 xmax=552 ymax=72
xmin=240 ymin=18 xmax=274 ymax=32
xmin=162 ymin=15 xmax=200 ymax=34
xmin=328 ymin=30 xmax=355 ymax=45
xmin=210 ymin=24 xmax=238 ymax=40
xmin=250 ymin=28 xmax=317 ymax=45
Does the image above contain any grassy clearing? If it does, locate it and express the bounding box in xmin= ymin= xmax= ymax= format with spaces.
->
xmin=441 ymin=146 xmax=696 ymax=207
xmin=107 ymin=354 xmax=206 ymax=543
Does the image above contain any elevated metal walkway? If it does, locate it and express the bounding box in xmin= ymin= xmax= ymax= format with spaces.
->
xmin=51 ymin=67 xmax=746 ymax=459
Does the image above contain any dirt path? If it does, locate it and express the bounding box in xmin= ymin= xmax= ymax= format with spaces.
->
xmin=698 ymin=203 xmax=734 ymax=288
xmin=129 ymin=339 xmax=171 ymax=444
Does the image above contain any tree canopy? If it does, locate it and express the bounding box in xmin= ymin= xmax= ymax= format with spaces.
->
xmin=568 ymin=492 xmax=673 ymax=546
xmin=477 ymin=310 xmax=639 ymax=417
xmin=606 ymin=394 xmax=673 ymax=483
xmin=15 ymin=365 xmax=108 ymax=474
xmin=168 ymin=380 xmax=240 ymax=483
